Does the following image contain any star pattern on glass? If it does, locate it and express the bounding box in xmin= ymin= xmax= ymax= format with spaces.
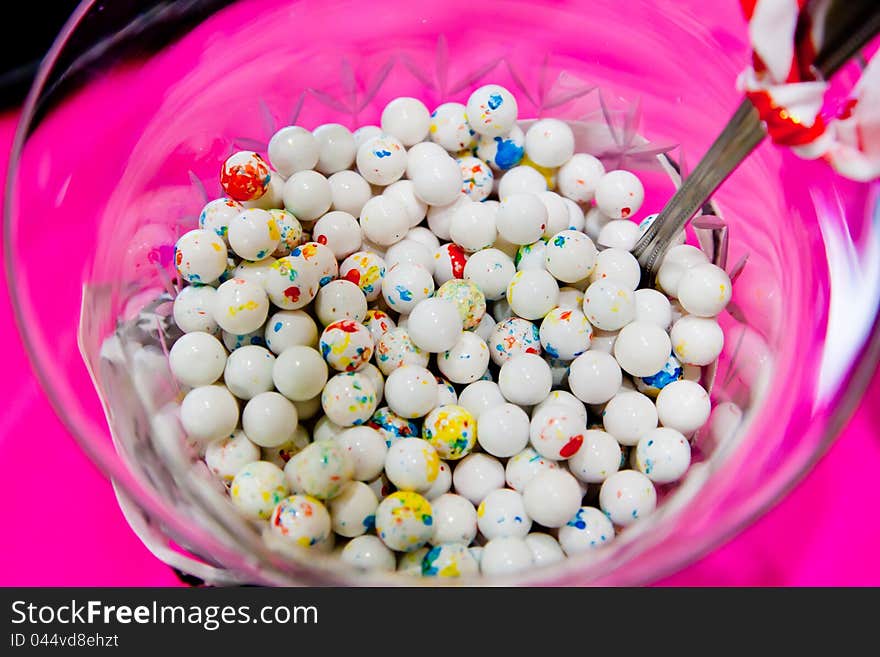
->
xmin=585 ymin=90 xmax=678 ymax=170
xmin=505 ymin=54 xmax=596 ymax=115
xmin=309 ymin=57 xmax=397 ymax=123
xmin=400 ymin=35 xmax=503 ymax=102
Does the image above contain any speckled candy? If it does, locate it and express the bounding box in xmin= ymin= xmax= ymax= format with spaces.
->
xmin=220 ymin=151 xmax=271 ymax=201
xmin=269 ymin=495 xmax=331 ymax=548
xmin=285 ymin=440 xmax=354 ymax=499
xmin=422 ymin=404 xmax=477 ymax=460
xmin=366 ymin=406 xmax=420 ymax=448
xmin=230 ymin=461 xmax=288 ymax=520
xmin=319 ymin=320 xmax=374 ymax=372
xmin=375 ymin=491 xmax=434 ymax=552
xmin=320 ymin=371 xmax=378 ymax=427
xmin=373 ymin=327 xmax=429 ymax=376
xmin=422 ymin=543 xmax=479 ymax=578
xmin=339 ymin=251 xmax=387 ymax=301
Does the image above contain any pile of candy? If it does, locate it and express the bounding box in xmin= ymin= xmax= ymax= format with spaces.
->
xmin=168 ymin=83 xmax=730 ymax=579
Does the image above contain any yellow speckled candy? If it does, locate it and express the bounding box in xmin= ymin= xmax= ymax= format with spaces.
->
xmin=421 ymin=543 xmax=479 ymax=577
xmin=375 ymin=491 xmax=434 ymax=552
xmin=422 ymin=404 xmax=477 ymax=460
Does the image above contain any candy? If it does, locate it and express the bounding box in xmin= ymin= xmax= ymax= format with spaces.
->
xmin=264 ymin=310 xmax=318 ymax=353
xmin=538 ymin=307 xmax=592 ymax=361
xmin=582 ymin=279 xmax=635 ymax=330
xmin=381 ymin=97 xmax=431 ymax=147
xmin=335 ymin=426 xmax=388 ymax=482
xmin=313 ymin=123 xmax=357 ymax=175
xmin=223 ymin=344 xmax=276 ymax=400
xmin=406 ymin=298 xmax=462 ymax=353
xmin=242 ymin=391 xmax=299 ymax=448
xmin=498 ymin=353 xmax=552 ymax=406
xmin=635 ymin=427 xmax=691 ymax=484
xmin=449 ymin=201 xmax=497 ymax=252
xmin=599 ymin=470 xmax=657 ymax=526
xmin=181 ymin=384 xmax=239 ymax=445
xmin=422 ymin=544 xmax=479 ymax=578
xmin=506 ymin=269 xmax=559 ymax=320
xmin=381 ymin=263 xmax=435 ymax=313
xmin=529 ymin=403 xmax=586 ymax=460
xmin=205 ymin=430 xmax=261 ymax=482
xmin=168 ymin=331 xmax=227 ymax=387
xmin=521 ymin=469 xmax=582 ymax=528
xmin=602 ymin=390 xmax=659 ymax=446
xmin=567 ymin=430 xmax=622 ymax=484
xmin=328 ymin=481 xmax=379 ymax=537
xmin=452 ymin=453 xmax=505 ymax=505
xmin=319 ymin=319 xmax=374 ymax=372
xmin=476 ymin=125 xmax=525 ymax=170
xmin=384 ymin=365 xmax=438 ymax=419
xmin=199 ymin=198 xmax=242 ymax=242
xmin=268 ymin=126 xmax=320 ymax=177
xmin=488 ymin=317 xmax=541 ymax=365
xmin=457 ymin=155 xmax=495 ymax=202
xmin=429 ymin=102 xmax=476 ymax=152
xmin=670 ymin=315 xmax=724 ymax=365
xmin=480 ymin=537 xmax=533 ymax=576
xmin=544 ymin=230 xmax=598 ymax=283
xmin=321 ymin=371 xmax=378 ymax=427
xmin=282 ymin=170 xmax=332 ymax=221
xmin=525 ymin=533 xmax=565 ymax=566
xmin=231 ymin=461 xmax=288 ymax=520
xmin=269 ymin=495 xmax=331 ymax=548
xmin=463 ymin=248 xmax=515 ymax=301
xmin=655 ymin=380 xmax=711 ymax=434
xmin=429 ymin=493 xmax=478 ymax=545
xmin=524 ymin=119 xmax=575 ymax=168
xmin=220 ymin=151 xmax=271 ymax=201
xmin=367 ymin=406 xmax=420 ymax=447
xmin=613 ymin=321 xmax=672 ymax=377
xmin=437 ymin=332 xmax=490 ymax=384
xmin=328 ymin=170 xmax=373 ymax=216
xmin=272 ymin=345 xmax=328 ymax=401
xmin=676 ymin=262 xmax=732 ymax=317
xmin=360 ymin=195 xmax=410 ymax=247
xmin=286 ymin=441 xmax=353 ymax=499
xmin=558 ymin=507 xmax=615 ymax=555
xmin=423 ymin=404 xmax=477 ymax=460
xmin=342 ymin=535 xmax=396 ymax=572
xmin=466 ymin=84 xmax=518 ymax=136
xmin=594 ymin=170 xmax=644 ymax=219
xmin=175 ymin=229 xmax=228 ymax=284
xmin=477 ymin=488 xmax=532 ymax=540
xmin=477 ymin=403 xmax=531 ymax=458
xmin=173 ymin=284 xmax=219 ymax=335
xmin=339 ymin=251 xmax=386 ymax=302
xmin=375 ymin=491 xmax=434 ymax=552
xmin=435 ymin=279 xmax=486 ymax=330
xmin=356 ymin=134 xmax=407 ymax=186
xmin=557 ymin=153 xmax=605 ymax=203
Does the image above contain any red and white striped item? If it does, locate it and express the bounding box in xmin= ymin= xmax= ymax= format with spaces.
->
xmin=737 ymin=0 xmax=880 ymax=181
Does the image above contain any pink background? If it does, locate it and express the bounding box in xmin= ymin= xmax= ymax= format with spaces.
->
xmin=1 ymin=0 xmax=879 ymax=584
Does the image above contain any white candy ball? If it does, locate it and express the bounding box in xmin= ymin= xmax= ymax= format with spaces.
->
xmin=567 ymin=429 xmax=622 ymax=483
xmin=476 ymin=125 xmax=525 ymax=171
xmin=181 ymin=384 xmax=239 ymax=445
xmin=532 ymin=390 xmax=588 ymax=424
xmin=430 ymin=493 xmax=478 ymax=545
xmin=595 ymin=170 xmax=644 ymax=219
xmin=375 ymin=491 xmax=434 ymax=552
xmin=613 ymin=321 xmax=672 ymax=377
xmin=285 ymin=440 xmax=353 ymax=499
xmin=268 ymin=126 xmax=319 ymax=177
xmin=328 ymin=170 xmax=372 ymax=217
xmin=545 ymin=230 xmax=598 ymax=283
xmin=223 ymin=344 xmax=275 ymax=400
xmin=173 ymin=284 xmax=219 ymax=335
xmin=635 ymin=427 xmax=691 ymax=483
xmin=478 ymin=488 xmax=532 ymax=540
xmin=359 ymin=195 xmax=409 ymax=247
xmin=311 ymin=211 xmax=361 ymax=260
xmin=599 ymin=469 xmax=657 ymax=526
xmin=336 ymin=426 xmax=388 ymax=482
xmin=449 ymin=201 xmax=497 ymax=253
xmin=498 ymin=353 xmax=552 ymax=406
xmin=242 ymin=391 xmax=299 ymax=448
xmin=313 ymin=123 xmax=357 ymax=175
xmin=597 ymin=219 xmax=640 ymax=251
xmin=466 ymin=84 xmax=518 ymax=136
xmin=568 ymin=351 xmax=623 ymax=404
xmin=438 ymin=332 xmax=490 ymax=384
xmin=353 ymin=125 xmax=382 ymax=148
xmin=655 ymin=380 xmax=711 ymax=434
xmin=525 ymin=532 xmax=565 ymax=566
xmin=384 ymin=365 xmax=438 ymax=419
xmin=582 ymin=279 xmax=635 ymax=330
xmin=385 ymin=239 xmax=433 ymax=272
xmin=410 ymin=152 xmax=463 ymax=207
xmin=272 ymin=345 xmax=328 ymax=401
xmin=538 ymin=306 xmax=592 ymax=361
xmin=329 ymin=480 xmax=379 ymax=537
xmin=525 ymin=118 xmax=575 ymax=168
xmin=429 ymin=102 xmax=476 ymax=152
xmin=557 ymin=153 xmax=606 ymax=203
xmin=498 ymin=165 xmax=547 ymax=199
xmin=314 ymin=279 xmax=367 ymax=326
xmin=265 ymin=253 xmax=319 ymax=310
xmin=464 ymin=248 xmax=516 ymax=301
xmin=282 ymin=170 xmax=332 ymax=222
xmin=590 ymin=247 xmax=641 ymax=290
xmin=205 ymin=430 xmax=261 ymax=482
xmin=169 ymin=331 xmax=226 ymax=387
xmin=381 ymin=263 xmax=435 ymax=314
xmin=676 ymin=262 xmax=732 ymax=317
xmin=529 ymin=403 xmax=587 ymax=461
xmin=522 ymin=469 xmax=583 ymax=528
xmin=477 ymin=403 xmax=531 ymax=457
xmin=558 ymin=506 xmax=615 ymax=555
xmin=634 ymin=288 xmax=673 ymax=329
xmin=452 ymin=453 xmax=505 ymax=504
xmin=373 ymin=327 xmax=429 ymax=376
xmin=406 ymin=298 xmax=463 ymax=353
xmin=602 ymin=390 xmax=658 ymax=446
xmin=381 ymin=97 xmax=431 ymax=146
xmin=213 ymin=278 xmax=270 ymax=335
xmin=426 ymin=195 xmax=469 ymax=242
xmin=356 ymin=134 xmax=407 ymax=186
xmin=496 ymin=193 xmax=548 ymax=245
xmin=424 ymin=461 xmax=453 ymax=501
xmin=480 ymin=537 xmax=534 ymax=577
xmin=174 ymin=229 xmax=228 ymax=285
xmin=341 ymin=535 xmax=396 ymax=572
xmin=670 ymin=315 xmax=724 ymax=365
xmin=506 ymin=269 xmax=559 ymax=320
xmin=227 ymin=208 xmax=280 ymax=261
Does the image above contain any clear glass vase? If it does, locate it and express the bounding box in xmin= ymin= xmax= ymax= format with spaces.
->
xmin=5 ymin=0 xmax=879 ymax=585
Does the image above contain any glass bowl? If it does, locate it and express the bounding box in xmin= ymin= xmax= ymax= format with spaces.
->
xmin=5 ymin=0 xmax=880 ymax=585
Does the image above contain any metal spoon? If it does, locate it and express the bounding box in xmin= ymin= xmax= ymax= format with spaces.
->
xmin=632 ymin=0 xmax=880 ymax=286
